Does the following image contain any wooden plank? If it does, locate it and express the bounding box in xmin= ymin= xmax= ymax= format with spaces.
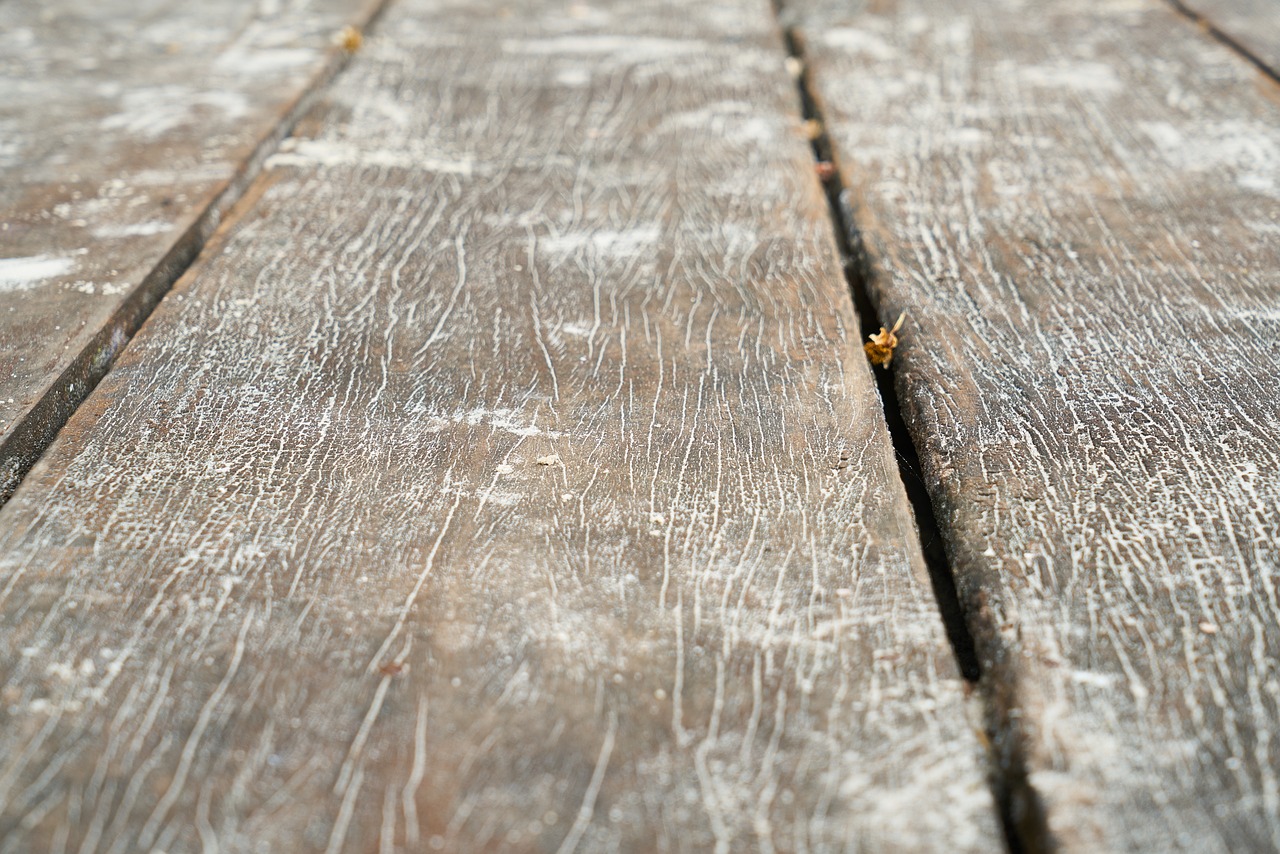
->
xmin=1173 ymin=0 xmax=1280 ymax=78
xmin=0 ymin=0 xmax=382 ymax=502
xmin=0 ymin=0 xmax=1000 ymax=851
xmin=788 ymin=0 xmax=1280 ymax=849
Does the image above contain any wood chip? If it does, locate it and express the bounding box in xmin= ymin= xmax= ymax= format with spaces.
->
xmin=863 ymin=313 xmax=905 ymax=368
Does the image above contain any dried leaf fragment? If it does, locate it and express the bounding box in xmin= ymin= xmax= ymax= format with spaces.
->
xmin=864 ymin=312 xmax=906 ymax=368
xmin=338 ymin=26 xmax=363 ymax=52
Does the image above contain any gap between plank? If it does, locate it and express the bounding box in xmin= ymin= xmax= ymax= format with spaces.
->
xmin=0 ymin=0 xmax=395 ymax=508
xmin=1163 ymin=0 xmax=1280 ymax=86
xmin=771 ymin=9 xmax=1049 ymax=854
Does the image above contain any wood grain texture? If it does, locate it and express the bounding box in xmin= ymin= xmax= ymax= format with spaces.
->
xmin=0 ymin=0 xmax=1000 ymax=851
xmin=1174 ymin=0 xmax=1280 ymax=78
xmin=789 ymin=0 xmax=1280 ymax=849
xmin=0 ymin=0 xmax=381 ymax=501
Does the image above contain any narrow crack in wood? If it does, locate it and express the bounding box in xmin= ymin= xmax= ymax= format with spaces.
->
xmin=1163 ymin=0 xmax=1280 ymax=86
xmin=0 ymin=0 xmax=397 ymax=509
xmin=772 ymin=7 xmax=1052 ymax=853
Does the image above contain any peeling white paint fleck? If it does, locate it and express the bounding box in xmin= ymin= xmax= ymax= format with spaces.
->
xmin=92 ymin=221 xmax=172 ymax=239
xmin=101 ymin=87 xmax=250 ymax=138
xmin=0 ymin=255 xmax=74 ymax=290
xmin=504 ymin=35 xmax=700 ymax=59
xmin=542 ymin=225 xmax=660 ymax=258
xmin=822 ymin=28 xmax=900 ymax=61
xmin=267 ymin=139 xmax=473 ymax=174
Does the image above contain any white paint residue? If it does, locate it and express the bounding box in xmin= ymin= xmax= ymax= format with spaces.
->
xmin=542 ymin=225 xmax=660 ymax=258
xmin=267 ymin=139 xmax=473 ymax=174
xmin=1019 ymin=62 xmax=1122 ymax=93
xmin=445 ymin=407 xmax=559 ymax=439
xmin=101 ymin=87 xmax=250 ymax=138
xmin=1139 ymin=120 xmax=1183 ymax=153
xmin=0 ymin=255 xmax=74 ymax=290
xmin=92 ymin=221 xmax=171 ymax=239
xmin=358 ymin=91 xmax=412 ymax=126
xmin=948 ymin=127 xmax=989 ymax=147
xmin=1069 ymin=670 xmax=1120 ymax=689
xmin=1238 ymin=173 xmax=1276 ymax=194
xmin=822 ymin=28 xmax=900 ymax=61
xmin=657 ymin=101 xmax=779 ymax=145
xmin=555 ymin=67 xmax=592 ymax=87
xmin=213 ymin=47 xmax=314 ymax=75
xmin=1140 ymin=119 xmax=1280 ymax=194
xmin=0 ymin=138 xmax=20 ymax=169
xmin=504 ymin=35 xmax=700 ymax=59
xmin=560 ymin=321 xmax=593 ymax=338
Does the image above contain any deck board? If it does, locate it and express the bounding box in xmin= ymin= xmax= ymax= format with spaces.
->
xmin=1176 ymin=0 xmax=1280 ymax=77
xmin=0 ymin=0 xmax=380 ymax=501
xmin=0 ymin=0 xmax=999 ymax=851
xmin=790 ymin=0 xmax=1280 ymax=849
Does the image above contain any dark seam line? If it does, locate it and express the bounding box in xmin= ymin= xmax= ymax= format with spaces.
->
xmin=1164 ymin=0 xmax=1280 ymax=87
xmin=769 ymin=6 xmax=1056 ymax=853
xmin=0 ymin=0 xmax=396 ymax=508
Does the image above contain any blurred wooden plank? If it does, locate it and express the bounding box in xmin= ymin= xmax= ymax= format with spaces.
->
xmin=0 ymin=0 xmax=999 ymax=851
xmin=789 ymin=0 xmax=1280 ymax=849
xmin=1174 ymin=0 xmax=1280 ymax=77
xmin=0 ymin=0 xmax=381 ymax=501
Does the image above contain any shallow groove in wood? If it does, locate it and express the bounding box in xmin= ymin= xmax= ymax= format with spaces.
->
xmin=0 ymin=0 xmax=388 ymax=505
xmin=0 ymin=1 xmax=1000 ymax=851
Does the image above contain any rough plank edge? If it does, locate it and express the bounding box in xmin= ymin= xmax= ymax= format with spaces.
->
xmin=0 ymin=0 xmax=393 ymax=506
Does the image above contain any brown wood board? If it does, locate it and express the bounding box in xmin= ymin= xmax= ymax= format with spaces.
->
xmin=0 ymin=0 xmax=382 ymax=502
xmin=1174 ymin=0 xmax=1280 ymax=79
xmin=0 ymin=0 xmax=1000 ymax=851
xmin=789 ymin=0 xmax=1280 ymax=849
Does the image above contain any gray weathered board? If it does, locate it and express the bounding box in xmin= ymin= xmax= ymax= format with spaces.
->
xmin=789 ymin=0 xmax=1280 ymax=849
xmin=1176 ymin=0 xmax=1280 ymax=77
xmin=0 ymin=0 xmax=380 ymax=501
xmin=0 ymin=0 xmax=1001 ymax=851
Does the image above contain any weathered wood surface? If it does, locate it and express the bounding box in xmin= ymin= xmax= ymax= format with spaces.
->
xmin=789 ymin=0 xmax=1280 ymax=849
xmin=0 ymin=0 xmax=1000 ymax=851
xmin=1174 ymin=0 xmax=1280 ymax=78
xmin=0 ymin=0 xmax=380 ymax=502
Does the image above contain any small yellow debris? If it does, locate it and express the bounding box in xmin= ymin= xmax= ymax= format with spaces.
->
xmin=864 ymin=312 xmax=906 ymax=368
xmin=338 ymin=26 xmax=363 ymax=52
xmin=784 ymin=56 xmax=804 ymax=78
xmin=1199 ymin=621 xmax=1218 ymax=635
xmin=536 ymin=454 xmax=561 ymax=466
xmin=802 ymin=119 xmax=823 ymax=141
